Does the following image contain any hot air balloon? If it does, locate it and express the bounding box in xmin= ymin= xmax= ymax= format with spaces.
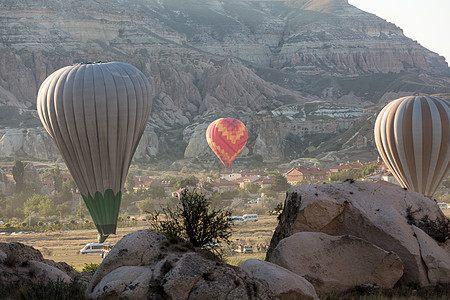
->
xmin=37 ymin=62 xmax=152 ymax=242
xmin=374 ymin=95 xmax=449 ymax=197
xmin=206 ymin=118 xmax=248 ymax=168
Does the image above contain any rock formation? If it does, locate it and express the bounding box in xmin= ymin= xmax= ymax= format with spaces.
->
xmin=87 ymin=229 xmax=273 ymax=299
xmin=0 ymin=0 xmax=449 ymax=165
xmin=269 ymin=232 xmax=403 ymax=293
xmin=0 ymin=242 xmax=77 ymax=297
xmin=241 ymin=258 xmax=319 ymax=300
xmin=266 ymin=181 xmax=450 ymax=289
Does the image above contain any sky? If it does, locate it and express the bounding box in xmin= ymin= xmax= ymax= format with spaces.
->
xmin=348 ymin=0 xmax=450 ymax=63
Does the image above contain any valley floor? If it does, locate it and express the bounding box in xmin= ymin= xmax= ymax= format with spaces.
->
xmin=0 ymin=214 xmax=279 ymax=270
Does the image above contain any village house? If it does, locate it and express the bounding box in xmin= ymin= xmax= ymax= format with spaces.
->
xmin=380 ymin=171 xmax=401 ymax=186
xmin=41 ymin=172 xmax=74 ymax=194
xmin=135 ymin=176 xmax=152 ymax=190
xmin=285 ymin=167 xmax=330 ymax=185
xmin=134 ymin=176 xmax=173 ymax=195
xmin=252 ymin=176 xmax=275 ymax=189
xmin=231 ymin=173 xmax=275 ymax=189
xmin=232 ymin=175 xmax=263 ymax=189
xmin=210 ymin=178 xmax=240 ymax=193
xmin=171 ymin=186 xmax=211 ymax=198
xmin=329 ymin=163 xmax=358 ymax=174
xmin=221 ymin=173 xmax=242 ymax=181
xmin=239 ymin=170 xmax=267 ymax=178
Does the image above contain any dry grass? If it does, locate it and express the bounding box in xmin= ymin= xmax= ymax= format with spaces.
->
xmin=230 ymin=214 xmax=278 ymax=246
xmin=442 ymin=209 xmax=450 ymax=218
xmin=0 ymin=226 xmax=147 ymax=271
xmin=0 ymin=215 xmax=279 ymax=270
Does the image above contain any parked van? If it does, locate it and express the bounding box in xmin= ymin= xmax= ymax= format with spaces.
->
xmin=80 ymin=242 xmax=110 ymax=255
xmin=234 ymin=244 xmax=253 ymax=253
xmin=242 ymin=214 xmax=258 ymax=222
xmin=227 ymin=216 xmax=245 ymax=223
xmin=243 ymin=245 xmax=254 ymax=253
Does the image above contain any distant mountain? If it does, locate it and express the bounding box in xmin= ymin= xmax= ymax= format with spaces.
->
xmin=0 ymin=0 xmax=449 ymax=168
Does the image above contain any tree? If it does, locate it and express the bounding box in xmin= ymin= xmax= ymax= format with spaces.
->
xmin=138 ymin=197 xmax=155 ymax=214
xmin=12 ymin=160 xmax=25 ymax=193
xmin=329 ymin=168 xmax=361 ymax=182
xmin=53 ymin=182 xmax=73 ymax=204
xmin=296 ymin=180 xmax=308 ymax=186
xmin=149 ymin=189 xmax=232 ymax=247
xmin=51 ymin=164 xmax=63 ymax=193
xmin=202 ymin=181 xmax=214 ymax=192
xmin=76 ymin=202 xmax=88 ymax=220
xmin=170 ymin=176 xmax=199 ymax=190
xmin=268 ymin=173 xmax=291 ymax=193
xmin=38 ymin=198 xmax=57 ymax=216
xmin=258 ymin=186 xmax=277 ymax=199
xmin=219 ymin=189 xmax=239 ymax=200
xmin=360 ymin=164 xmax=378 ymax=177
xmin=245 ymin=183 xmax=260 ymax=194
xmin=24 ymin=194 xmax=49 ymax=216
xmin=56 ymin=203 xmax=72 ymax=218
xmin=149 ymin=186 xmax=166 ymax=199
xmin=125 ymin=172 xmax=136 ymax=194
xmin=22 ymin=181 xmax=42 ymax=197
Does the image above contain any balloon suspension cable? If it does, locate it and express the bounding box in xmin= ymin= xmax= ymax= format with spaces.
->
xmin=98 ymin=233 xmax=109 ymax=244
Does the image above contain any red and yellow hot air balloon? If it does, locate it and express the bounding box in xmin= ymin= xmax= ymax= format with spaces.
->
xmin=206 ymin=118 xmax=248 ymax=168
xmin=374 ymin=95 xmax=450 ymax=197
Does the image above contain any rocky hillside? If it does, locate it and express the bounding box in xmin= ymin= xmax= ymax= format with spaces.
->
xmin=0 ymin=0 xmax=449 ymax=167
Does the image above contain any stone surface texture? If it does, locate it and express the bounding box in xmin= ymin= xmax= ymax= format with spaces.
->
xmin=241 ymin=258 xmax=319 ymax=300
xmin=266 ymin=181 xmax=450 ymax=287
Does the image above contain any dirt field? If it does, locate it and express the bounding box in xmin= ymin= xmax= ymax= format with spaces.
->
xmin=0 ymin=215 xmax=279 ymax=270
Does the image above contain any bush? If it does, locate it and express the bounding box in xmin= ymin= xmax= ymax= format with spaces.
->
xmin=148 ymin=189 xmax=233 ymax=248
xmin=417 ymin=215 xmax=450 ymax=243
xmin=406 ymin=206 xmax=450 ymax=243
xmin=82 ymin=263 xmax=99 ymax=272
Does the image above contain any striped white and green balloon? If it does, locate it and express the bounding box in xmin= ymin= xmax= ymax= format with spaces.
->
xmin=374 ymin=95 xmax=450 ymax=197
xmin=37 ymin=62 xmax=152 ymax=242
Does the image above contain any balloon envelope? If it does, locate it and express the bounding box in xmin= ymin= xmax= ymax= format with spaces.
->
xmin=206 ymin=118 xmax=248 ymax=168
xmin=374 ymin=95 xmax=449 ymax=197
xmin=37 ymin=62 xmax=152 ymax=241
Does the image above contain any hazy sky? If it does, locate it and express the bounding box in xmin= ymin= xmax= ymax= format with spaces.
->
xmin=348 ymin=0 xmax=450 ymax=63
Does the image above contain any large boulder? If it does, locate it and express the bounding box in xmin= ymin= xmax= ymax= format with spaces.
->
xmin=269 ymin=232 xmax=403 ymax=294
xmin=87 ymin=229 xmax=273 ymax=299
xmin=412 ymin=226 xmax=450 ymax=285
xmin=0 ymin=242 xmax=74 ymax=295
xmin=241 ymin=258 xmax=319 ymax=300
xmin=266 ymin=181 xmax=450 ymax=287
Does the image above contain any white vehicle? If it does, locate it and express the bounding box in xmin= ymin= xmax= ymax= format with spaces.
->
xmin=80 ymin=242 xmax=110 ymax=255
xmin=235 ymin=244 xmax=253 ymax=253
xmin=243 ymin=245 xmax=253 ymax=253
xmin=227 ymin=216 xmax=245 ymax=223
xmin=242 ymin=214 xmax=258 ymax=222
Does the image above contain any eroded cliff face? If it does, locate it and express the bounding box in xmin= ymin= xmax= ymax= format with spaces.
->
xmin=0 ymin=0 xmax=449 ymax=165
xmin=1 ymin=0 xmax=449 ymax=110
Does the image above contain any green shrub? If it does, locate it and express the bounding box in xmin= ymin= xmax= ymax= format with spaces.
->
xmin=148 ymin=189 xmax=232 ymax=248
xmin=406 ymin=206 xmax=450 ymax=243
xmin=82 ymin=263 xmax=99 ymax=272
xmin=417 ymin=215 xmax=450 ymax=243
